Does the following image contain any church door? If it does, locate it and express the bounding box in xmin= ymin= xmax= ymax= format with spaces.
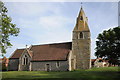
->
xmin=46 ymin=64 xmax=50 ymax=72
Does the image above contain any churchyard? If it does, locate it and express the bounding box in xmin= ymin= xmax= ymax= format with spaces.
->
xmin=2 ymin=67 xmax=120 ymax=80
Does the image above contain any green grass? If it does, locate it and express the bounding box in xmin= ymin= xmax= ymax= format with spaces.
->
xmin=1 ymin=67 xmax=120 ymax=80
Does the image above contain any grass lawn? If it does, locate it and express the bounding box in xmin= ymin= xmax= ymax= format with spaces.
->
xmin=1 ymin=67 xmax=120 ymax=80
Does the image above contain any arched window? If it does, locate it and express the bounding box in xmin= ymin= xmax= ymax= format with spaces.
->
xmin=79 ymin=32 xmax=84 ymax=39
xmin=80 ymin=16 xmax=83 ymax=20
xmin=22 ymin=55 xmax=28 ymax=65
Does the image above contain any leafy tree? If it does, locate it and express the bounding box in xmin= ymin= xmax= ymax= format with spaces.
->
xmin=95 ymin=26 xmax=120 ymax=65
xmin=0 ymin=1 xmax=20 ymax=56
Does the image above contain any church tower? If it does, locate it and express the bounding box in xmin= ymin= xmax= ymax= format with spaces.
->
xmin=72 ymin=7 xmax=91 ymax=69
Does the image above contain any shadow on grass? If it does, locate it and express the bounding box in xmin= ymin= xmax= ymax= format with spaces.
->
xmin=2 ymin=67 xmax=120 ymax=80
xmin=2 ymin=71 xmax=120 ymax=80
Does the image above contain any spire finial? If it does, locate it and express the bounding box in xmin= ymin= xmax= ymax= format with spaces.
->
xmin=81 ymin=2 xmax=83 ymax=9
xmin=81 ymin=2 xmax=82 ymax=5
xmin=26 ymin=45 xmax=28 ymax=49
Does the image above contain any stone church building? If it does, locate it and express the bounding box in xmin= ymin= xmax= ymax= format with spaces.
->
xmin=9 ymin=7 xmax=91 ymax=71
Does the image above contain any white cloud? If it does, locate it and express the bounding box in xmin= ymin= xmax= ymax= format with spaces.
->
xmin=39 ymin=16 xmax=72 ymax=29
xmin=27 ymin=15 xmax=73 ymax=44
xmin=5 ymin=2 xmax=63 ymax=17
xmin=3 ymin=2 xmax=117 ymax=59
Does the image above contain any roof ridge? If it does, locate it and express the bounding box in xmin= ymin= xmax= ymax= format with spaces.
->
xmin=32 ymin=41 xmax=72 ymax=47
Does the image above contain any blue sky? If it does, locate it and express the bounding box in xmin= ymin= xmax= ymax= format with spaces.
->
xmin=2 ymin=2 xmax=118 ymax=59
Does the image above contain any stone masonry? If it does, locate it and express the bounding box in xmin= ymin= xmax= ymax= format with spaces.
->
xmin=72 ymin=7 xmax=91 ymax=69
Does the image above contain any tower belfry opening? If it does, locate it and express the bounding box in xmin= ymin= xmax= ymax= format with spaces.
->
xmin=72 ymin=5 xmax=91 ymax=69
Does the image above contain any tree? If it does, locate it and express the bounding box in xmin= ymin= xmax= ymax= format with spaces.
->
xmin=95 ymin=26 xmax=120 ymax=65
xmin=2 ymin=57 xmax=8 ymax=71
xmin=0 ymin=1 xmax=20 ymax=56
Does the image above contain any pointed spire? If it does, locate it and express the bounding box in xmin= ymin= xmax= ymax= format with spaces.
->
xmin=73 ymin=4 xmax=90 ymax=32
xmin=78 ymin=2 xmax=85 ymax=19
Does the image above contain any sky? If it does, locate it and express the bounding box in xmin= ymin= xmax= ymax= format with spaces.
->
xmin=1 ymin=2 xmax=118 ymax=59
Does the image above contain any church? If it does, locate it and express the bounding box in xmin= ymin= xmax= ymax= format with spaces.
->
xmin=8 ymin=7 xmax=91 ymax=71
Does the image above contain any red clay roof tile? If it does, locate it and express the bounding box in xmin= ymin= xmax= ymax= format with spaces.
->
xmin=10 ymin=49 xmax=25 ymax=59
xmin=10 ymin=42 xmax=72 ymax=61
xmin=30 ymin=42 xmax=72 ymax=61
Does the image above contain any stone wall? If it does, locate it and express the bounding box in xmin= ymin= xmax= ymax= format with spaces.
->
xmin=72 ymin=7 xmax=91 ymax=70
xmin=31 ymin=61 xmax=69 ymax=71
xmin=72 ymin=31 xmax=91 ymax=69
xmin=19 ymin=51 xmax=31 ymax=71
xmin=68 ymin=51 xmax=76 ymax=71
xmin=8 ymin=59 xmax=19 ymax=71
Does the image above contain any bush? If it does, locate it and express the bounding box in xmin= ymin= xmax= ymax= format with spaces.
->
xmin=2 ymin=63 xmax=7 ymax=71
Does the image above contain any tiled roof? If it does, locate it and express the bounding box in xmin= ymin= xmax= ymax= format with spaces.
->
xmin=91 ymin=59 xmax=96 ymax=62
xmin=10 ymin=42 xmax=72 ymax=61
xmin=10 ymin=49 xmax=25 ymax=59
xmin=30 ymin=42 xmax=72 ymax=61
